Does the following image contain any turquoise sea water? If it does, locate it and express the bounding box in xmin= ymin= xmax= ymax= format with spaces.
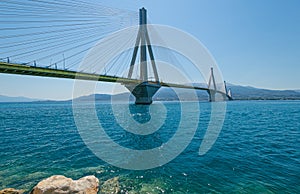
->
xmin=0 ymin=100 xmax=299 ymax=193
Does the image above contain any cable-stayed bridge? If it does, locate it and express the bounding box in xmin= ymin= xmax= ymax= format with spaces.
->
xmin=0 ymin=1 xmax=232 ymax=104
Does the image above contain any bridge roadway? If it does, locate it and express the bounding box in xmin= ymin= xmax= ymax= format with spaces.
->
xmin=0 ymin=62 xmax=227 ymax=96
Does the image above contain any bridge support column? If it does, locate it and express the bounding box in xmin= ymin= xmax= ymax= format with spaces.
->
xmin=208 ymin=67 xmax=217 ymax=102
xmin=208 ymin=90 xmax=228 ymax=102
xmin=126 ymin=82 xmax=160 ymax=105
xmin=224 ymin=81 xmax=233 ymax=100
xmin=126 ymin=7 xmax=161 ymax=105
xmin=208 ymin=90 xmax=216 ymax=102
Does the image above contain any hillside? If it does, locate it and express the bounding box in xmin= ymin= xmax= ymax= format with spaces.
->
xmin=1 ymin=84 xmax=300 ymax=102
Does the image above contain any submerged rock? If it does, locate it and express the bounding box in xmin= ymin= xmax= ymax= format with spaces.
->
xmin=0 ymin=188 xmax=24 ymax=194
xmin=100 ymin=177 xmax=120 ymax=194
xmin=139 ymin=183 xmax=163 ymax=194
xmin=30 ymin=175 xmax=99 ymax=194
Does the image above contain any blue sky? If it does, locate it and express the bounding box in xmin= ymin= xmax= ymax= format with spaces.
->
xmin=0 ymin=0 xmax=299 ymax=100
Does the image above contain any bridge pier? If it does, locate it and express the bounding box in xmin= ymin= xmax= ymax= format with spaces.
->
xmin=126 ymin=82 xmax=160 ymax=105
xmin=126 ymin=8 xmax=161 ymax=105
xmin=208 ymin=90 xmax=216 ymax=102
xmin=208 ymin=90 xmax=228 ymax=102
xmin=207 ymin=68 xmax=231 ymax=101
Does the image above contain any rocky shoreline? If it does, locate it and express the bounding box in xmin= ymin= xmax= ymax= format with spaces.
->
xmin=0 ymin=175 xmax=120 ymax=194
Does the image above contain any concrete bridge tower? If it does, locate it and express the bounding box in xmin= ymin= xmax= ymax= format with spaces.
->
xmin=125 ymin=8 xmax=161 ymax=104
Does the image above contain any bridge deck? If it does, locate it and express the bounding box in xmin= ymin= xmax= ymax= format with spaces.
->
xmin=0 ymin=62 xmax=224 ymax=94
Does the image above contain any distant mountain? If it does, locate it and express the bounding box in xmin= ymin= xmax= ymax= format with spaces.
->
xmin=154 ymin=87 xmax=208 ymax=101
xmin=153 ymin=85 xmax=300 ymax=100
xmin=226 ymin=84 xmax=300 ymax=100
xmin=74 ymin=93 xmax=134 ymax=102
xmin=73 ymin=88 xmax=209 ymax=102
xmin=0 ymin=95 xmax=40 ymax=102
xmin=73 ymin=84 xmax=300 ymax=102
xmin=1 ymin=84 xmax=300 ymax=103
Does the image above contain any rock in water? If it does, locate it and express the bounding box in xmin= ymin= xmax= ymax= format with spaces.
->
xmin=0 ymin=188 xmax=24 ymax=194
xmin=100 ymin=177 xmax=120 ymax=194
xmin=31 ymin=175 xmax=99 ymax=194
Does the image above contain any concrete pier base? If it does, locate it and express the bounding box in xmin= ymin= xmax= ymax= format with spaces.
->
xmin=126 ymin=82 xmax=160 ymax=105
xmin=208 ymin=90 xmax=227 ymax=102
xmin=208 ymin=90 xmax=216 ymax=102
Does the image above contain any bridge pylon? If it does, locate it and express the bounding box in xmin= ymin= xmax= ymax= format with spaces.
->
xmin=125 ymin=8 xmax=160 ymax=105
xmin=207 ymin=67 xmax=217 ymax=102
xmin=207 ymin=68 xmax=233 ymax=101
xmin=224 ymin=80 xmax=233 ymax=100
xmin=207 ymin=67 xmax=225 ymax=101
